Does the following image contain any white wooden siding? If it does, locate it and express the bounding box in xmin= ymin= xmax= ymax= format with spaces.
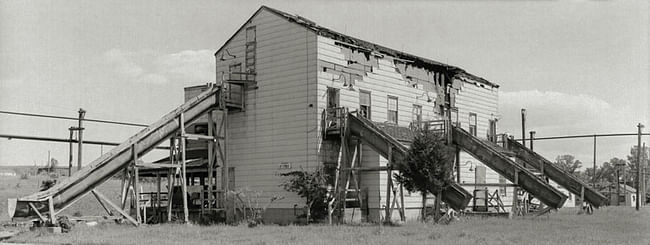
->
xmin=213 ymin=9 xmax=319 ymax=208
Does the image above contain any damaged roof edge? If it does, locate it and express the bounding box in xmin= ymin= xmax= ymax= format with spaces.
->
xmin=216 ymin=5 xmax=499 ymax=89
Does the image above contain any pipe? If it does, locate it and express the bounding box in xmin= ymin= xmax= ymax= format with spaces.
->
xmin=0 ymin=134 xmax=170 ymax=150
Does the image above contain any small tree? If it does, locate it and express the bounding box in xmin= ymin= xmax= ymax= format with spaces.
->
xmin=280 ymin=167 xmax=329 ymax=222
xmin=554 ymin=155 xmax=582 ymax=174
xmin=395 ymin=129 xmax=454 ymax=222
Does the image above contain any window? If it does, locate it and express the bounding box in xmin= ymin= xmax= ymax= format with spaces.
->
xmin=359 ymin=90 xmax=371 ymax=119
xmin=412 ymin=104 xmax=422 ymax=124
xmin=499 ymin=175 xmax=507 ymax=197
xmin=387 ymin=96 xmax=398 ymax=124
xmin=469 ymin=113 xmax=477 ymax=136
xmin=450 ymin=108 xmax=459 ymax=127
xmin=327 ymin=87 xmax=340 ymax=108
xmin=245 ymin=26 xmax=256 ymax=73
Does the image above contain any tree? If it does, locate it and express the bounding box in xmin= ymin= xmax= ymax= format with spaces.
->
xmin=49 ymin=158 xmax=59 ymax=171
xmin=394 ymin=129 xmax=454 ymax=222
xmin=554 ymin=155 xmax=582 ymax=174
xmin=280 ymin=167 xmax=329 ymax=223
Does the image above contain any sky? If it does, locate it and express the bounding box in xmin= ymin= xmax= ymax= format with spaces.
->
xmin=0 ymin=0 xmax=648 ymax=169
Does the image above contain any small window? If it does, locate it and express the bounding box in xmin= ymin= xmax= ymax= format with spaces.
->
xmin=469 ymin=113 xmax=477 ymax=136
xmin=387 ymin=96 xmax=398 ymax=124
xmin=412 ymin=105 xmax=422 ymax=124
xmin=359 ymin=90 xmax=371 ymax=119
xmin=246 ymin=26 xmax=256 ymax=43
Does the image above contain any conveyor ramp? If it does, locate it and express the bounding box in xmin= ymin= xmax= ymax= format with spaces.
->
xmin=505 ymin=138 xmax=608 ymax=207
xmin=452 ymin=126 xmax=568 ymax=209
xmin=9 ymin=86 xmax=221 ymax=218
xmin=346 ymin=114 xmax=472 ymax=211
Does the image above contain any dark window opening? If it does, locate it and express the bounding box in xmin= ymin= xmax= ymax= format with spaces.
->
xmin=359 ymin=90 xmax=371 ymax=119
xmin=469 ymin=113 xmax=477 ymax=136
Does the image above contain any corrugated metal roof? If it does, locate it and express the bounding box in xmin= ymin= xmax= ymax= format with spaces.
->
xmin=216 ymin=6 xmax=498 ymax=88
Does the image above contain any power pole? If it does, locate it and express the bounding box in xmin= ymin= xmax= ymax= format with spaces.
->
xmin=77 ymin=108 xmax=86 ymax=171
xmin=529 ymin=131 xmax=536 ymax=151
xmin=637 ymin=123 xmax=644 ymax=211
xmin=593 ymin=135 xmax=597 ymax=188
xmin=521 ymin=109 xmax=526 ymax=148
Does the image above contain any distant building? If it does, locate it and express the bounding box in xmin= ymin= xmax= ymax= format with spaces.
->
xmin=36 ymin=167 xmax=69 ymax=177
xmin=0 ymin=169 xmax=17 ymax=177
xmin=602 ymin=184 xmax=637 ymax=207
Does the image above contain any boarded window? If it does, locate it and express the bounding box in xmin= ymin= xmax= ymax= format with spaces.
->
xmin=245 ymin=26 xmax=256 ymax=73
xmin=228 ymin=167 xmax=235 ymax=190
xmin=450 ymin=108 xmax=459 ymax=127
xmin=359 ymin=91 xmax=371 ymax=119
xmin=387 ymin=96 xmax=398 ymax=124
xmin=469 ymin=113 xmax=477 ymax=136
xmin=499 ymin=175 xmax=507 ymax=197
xmin=475 ymin=165 xmax=486 ymax=184
xmin=412 ymin=104 xmax=422 ymax=124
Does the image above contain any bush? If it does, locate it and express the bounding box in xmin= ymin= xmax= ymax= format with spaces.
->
xmin=280 ymin=167 xmax=329 ymax=223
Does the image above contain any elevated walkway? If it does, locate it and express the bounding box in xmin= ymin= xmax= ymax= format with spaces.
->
xmin=452 ymin=127 xmax=568 ymax=209
xmin=505 ymin=138 xmax=608 ymax=207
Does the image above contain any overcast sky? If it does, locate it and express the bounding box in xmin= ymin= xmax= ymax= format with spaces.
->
xmin=0 ymin=0 xmax=648 ymax=168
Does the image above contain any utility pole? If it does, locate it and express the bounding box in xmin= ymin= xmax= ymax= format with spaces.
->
xmin=77 ymin=108 xmax=86 ymax=171
xmin=637 ymin=123 xmax=644 ymax=210
xmin=593 ymin=135 xmax=597 ymax=188
xmin=521 ymin=109 xmax=526 ymax=148
xmin=68 ymin=127 xmax=75 ymax=176
xmin=529 ymin=131 xmax=536 ymax=151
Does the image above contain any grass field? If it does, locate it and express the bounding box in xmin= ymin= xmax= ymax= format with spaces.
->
xmin=1 ymin=175 xmax=649 ymax=244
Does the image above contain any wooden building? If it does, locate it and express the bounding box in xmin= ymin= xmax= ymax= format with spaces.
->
xmin=188 ymin=6 xmax=510 ymax=223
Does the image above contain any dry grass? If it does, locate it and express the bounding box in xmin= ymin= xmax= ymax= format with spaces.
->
xmin=2 ymin=176 xmax=649 ymax=245
xmin=3 ymin=207 xmax=648 ymax=245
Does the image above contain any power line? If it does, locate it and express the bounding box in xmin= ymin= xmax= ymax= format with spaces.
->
xmin=514 ymin=133 xmax=650 ymax=141
xmin=0 ymin=110 xmax=148 ymax=127
xmin=0 ymin=133 xmax=170 ymax=150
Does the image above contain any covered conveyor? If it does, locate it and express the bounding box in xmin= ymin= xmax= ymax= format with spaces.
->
xmin=452 ymin=127 xmax=568 ymax=209
xmin=345 ymin=113 xmax=473 ymax=211
xmin=505 ymin=138 xmax=608 ymax=207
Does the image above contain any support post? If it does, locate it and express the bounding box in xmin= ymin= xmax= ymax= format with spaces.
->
xmin=385 ymin=146 xmax=392 ymax=223
xmin=529 ymin=131 xmax=535 ymax=151
xmin=593 ymin=135 xmax=597 ymax=188
xmin=521 ymin=109 xmax=526 ymax=148
xmin=91 ymin=189 xmax=114 ymax=216
xmin=637 ymin=123 xmax=644 ymax=211
xmin=156 ymin=173 xmax=161 ymax=220
xmin=68 ymin=128 xmax=74 ymax=177
xmin=48 ymin=197 xmax=56 ymax=225
xmin=77 ymin=108 xmax=86 ymax=171
xmin=180 ymin=113 xmax=189 ymax=223
xmin=167 ymin=137 xmax=175 ymax=222
xmin=132 ymin=145 xmax=141 ymax=224
xmin=207 ymin=110 xmax=214 ymax=214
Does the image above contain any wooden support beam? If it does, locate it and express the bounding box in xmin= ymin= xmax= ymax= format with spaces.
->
xmin=132 ymin=145 xmax=141 ymax=224
xmin=156 ymin=173 xmax=161 ymax=220
xmin=92 ymin=190 xmax=139 ymax=226
xmin=179 ymin=113 xmax=190 ymax=224
xmin=91 ymin=190 xmax=114 ymax=216
xmin=28 ymin=202 xmax=47 ymax=223
xmin=167 ymin=137 xmax=175 ymax=222
xmin=183 ymin=133 xmax=216 ymax=141
xmin=48 ymin=197 xmax=55 ymax=225
xmin=385 ymin=146 xmax=392 ymax=222
xmin=207 ymin=110 xmax=214 ymax=213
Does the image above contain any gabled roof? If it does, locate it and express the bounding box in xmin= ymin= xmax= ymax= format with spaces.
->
xmin=216 ymin=6 xmax=499 ymax=88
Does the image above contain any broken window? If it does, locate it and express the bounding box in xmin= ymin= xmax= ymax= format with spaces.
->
xmin=412 ymin=104 xmax=422 ymax=124
xmin=359 ymin=90 xmax=371 ymax=119
xmin=469 ymin=113 xmax=477 ymax=136
xmin=387 ymin=96 xmax=398 ymax=124
xmin=245 ymin=26 xmax=256 ymax=73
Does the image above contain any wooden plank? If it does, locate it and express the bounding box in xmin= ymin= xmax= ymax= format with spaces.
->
xmin=92 ymin=190 xmax=139 ymax=226
xmin=180 ymin=113 xmax=189 ymax=224
xmin=132 ymin=146 xmax=141 ymax=224
xmin=91 ymin=189 xmax=114 ymax=216
xmin=28 ymin=202 xmax=47 ymax=222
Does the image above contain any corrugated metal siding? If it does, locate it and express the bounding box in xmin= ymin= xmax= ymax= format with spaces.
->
xmin=213 ymin=9 xmax=318 ymax=207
